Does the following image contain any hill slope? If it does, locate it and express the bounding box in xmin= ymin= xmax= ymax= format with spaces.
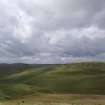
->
xmin=0 ymin=62 xmax=105 ymax=100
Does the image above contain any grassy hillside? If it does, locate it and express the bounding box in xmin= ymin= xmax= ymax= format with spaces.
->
xmin=0 ymin=62 xmax=105 ymax=100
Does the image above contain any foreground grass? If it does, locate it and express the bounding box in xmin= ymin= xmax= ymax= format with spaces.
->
xmin=1 ymin=94 xmax=105 ymax=105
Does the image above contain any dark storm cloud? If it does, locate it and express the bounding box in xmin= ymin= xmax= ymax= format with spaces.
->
xmin=0 ymin=0 xmax=105 ymax=63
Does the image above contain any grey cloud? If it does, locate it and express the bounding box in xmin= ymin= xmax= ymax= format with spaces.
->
xmin=0 ymin=0 xmax=105 ymax=63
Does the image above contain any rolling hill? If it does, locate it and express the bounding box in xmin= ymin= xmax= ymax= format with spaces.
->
xmin=0 ymin=62 xmax=105 ymax=100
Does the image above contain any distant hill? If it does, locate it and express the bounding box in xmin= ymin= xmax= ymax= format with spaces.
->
xmin=0 ymin=62 xmax=105 ymax=100
xmin=0 ymin=63 xmax=54 ymax=76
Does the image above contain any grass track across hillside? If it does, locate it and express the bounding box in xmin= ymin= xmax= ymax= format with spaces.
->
xmin=1 ymin=94 xmax=105 ymax=105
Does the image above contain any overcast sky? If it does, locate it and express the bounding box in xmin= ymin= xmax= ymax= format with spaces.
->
xmin=0 ymin=0 xmax=105 ymax=64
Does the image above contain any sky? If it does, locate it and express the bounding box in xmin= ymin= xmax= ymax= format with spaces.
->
xmin=0 ymin=0 xmax=105 ymax=64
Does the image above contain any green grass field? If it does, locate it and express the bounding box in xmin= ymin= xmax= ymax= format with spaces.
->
xmin=0 ymin=62 xmax=105 ymax=104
